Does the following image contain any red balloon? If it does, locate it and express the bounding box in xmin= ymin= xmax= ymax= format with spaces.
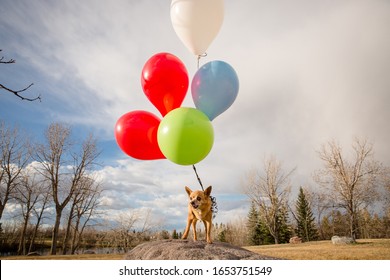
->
xmin=115 ymin=110 xmax=165 ymax=160
xmin=141 ymin=53 xmax=189 ymax=116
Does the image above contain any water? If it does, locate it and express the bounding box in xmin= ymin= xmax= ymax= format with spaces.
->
xmin=1 ymin=246 xmax=129 ymax=256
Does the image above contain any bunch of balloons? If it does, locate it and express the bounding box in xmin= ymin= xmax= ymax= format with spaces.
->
xmin=115 ymin=0 xmax=239 ymax=166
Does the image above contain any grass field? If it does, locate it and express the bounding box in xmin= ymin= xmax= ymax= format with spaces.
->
xmin=245 ymin=239 xmax=390 ymax=260
xmin=1 ymin=239 xmax=389 ymax=260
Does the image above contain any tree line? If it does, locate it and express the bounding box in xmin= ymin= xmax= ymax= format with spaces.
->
xmin=0 ymin=121 xmax=169 ymax=256
xmin=2 ymin=120 xmax=390 ymax=255
xmin=115 ymin=138 xmax=390 ymax=248
xmin=0 ymin=121 xmax=101 ymax=255
xmin=242 ymin=139 xmax=390 ymax=245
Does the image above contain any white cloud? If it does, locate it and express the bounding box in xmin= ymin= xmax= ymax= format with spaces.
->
xmin=1 ymin=0 xmax=390 ymax=230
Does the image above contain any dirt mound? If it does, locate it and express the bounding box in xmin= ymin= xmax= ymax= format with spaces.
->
xmin=124 ymin=239 xmax=280 ymax=260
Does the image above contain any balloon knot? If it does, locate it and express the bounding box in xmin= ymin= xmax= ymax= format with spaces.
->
xmin=197 ymin=52 xmax=208 ymax=69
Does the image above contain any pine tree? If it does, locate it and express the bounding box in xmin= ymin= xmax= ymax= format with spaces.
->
xmin=295 ymin=187 xmax=319 ymax=241
xmin=218 ymin=229 xmax=227 ymax=242
xmin=247 ymin=201 xmax=262 ymax=245
xmin=277 ymin=204 xmax=292 ymax=243
xmin=172 ymin=229 xmax=179 ymax=239
xmin=258 ymin=217 xmax=274 ymax=245
xmin=248 ymin=200 xmax=283 ymax=245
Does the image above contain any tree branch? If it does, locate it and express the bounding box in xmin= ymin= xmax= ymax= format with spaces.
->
xmin=0 ymin=83 xmax=42 ymax=102
xmin=0 ymin=50 xmax=42 ymax=102
xmin=0 ymin=49 xmax=16 ymax=64
xmin=0 ymin=57 xmax=15 ymax=64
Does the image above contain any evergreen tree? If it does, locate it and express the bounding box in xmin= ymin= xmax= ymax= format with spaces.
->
xmin=218 ymin=229 xmax=227 ymax=242
xmin=247 ymin=201 xmax=262 ymax=245
xmin=247 ymin=199 xmax=291 ymax=245
xmin=295 ymin=187 xmax=318 ymax=241
xmin=277 ymin=204 xmax=292 ymax=243
xmin=258 ymin=217 xmax=274 ymax=245
xmin=172 ymin=229 xmax=179 ymax=239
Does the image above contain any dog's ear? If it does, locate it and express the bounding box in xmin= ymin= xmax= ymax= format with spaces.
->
xmin=204 ymin=186 xmax=212 ymax=196
xmin=185 ymin=186 xmax=192 ymax=196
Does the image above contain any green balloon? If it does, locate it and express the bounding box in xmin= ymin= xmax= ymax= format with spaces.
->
xmin=158 ymin=107 xmax=214 ymax=165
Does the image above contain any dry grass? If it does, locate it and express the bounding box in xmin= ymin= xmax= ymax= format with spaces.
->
xmin=2 ymin=239 xmax=390 ymax=260
xmin=244 ymin=239 xmax=390 ymax=260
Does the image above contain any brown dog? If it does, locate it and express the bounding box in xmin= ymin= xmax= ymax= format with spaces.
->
xmin=182 ymin=186 xmax=213 ymax=244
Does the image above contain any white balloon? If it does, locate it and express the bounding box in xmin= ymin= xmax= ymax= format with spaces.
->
xmin=170 ymin=0 xmax=224 ymax=56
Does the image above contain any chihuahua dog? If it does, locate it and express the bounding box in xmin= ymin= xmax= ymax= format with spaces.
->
xmin=182 ymin=186 xmax=213 ymax=244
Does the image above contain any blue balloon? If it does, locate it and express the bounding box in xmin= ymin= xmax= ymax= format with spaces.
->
xmin=191 ymin=61 xmax=239 ymax=120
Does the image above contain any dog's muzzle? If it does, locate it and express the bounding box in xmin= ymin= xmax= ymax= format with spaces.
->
xmin=191 ymin=201 xmax=199 ymax=208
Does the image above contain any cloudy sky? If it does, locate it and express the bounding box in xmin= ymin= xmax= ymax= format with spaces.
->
xmin=1 ymin=0 xmax=390 ymax=231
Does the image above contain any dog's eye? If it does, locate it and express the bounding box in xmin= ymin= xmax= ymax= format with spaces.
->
xmin=196 ymin=197 xmax=201 ymax=201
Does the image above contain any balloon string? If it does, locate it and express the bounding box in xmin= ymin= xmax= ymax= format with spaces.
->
xmin=193 ymin=53 xmax=207 ymax=190
xmin=192 ymin=164 xmax=204 ymax=191
xmin=197 ymin=53 xmax=207 ymax=69
xmin=192 ymin=164 xmax=218 ymax=218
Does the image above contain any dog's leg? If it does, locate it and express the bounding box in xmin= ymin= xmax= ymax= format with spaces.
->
xmin=203 ymin=220 xmax=212 ymax=244
xmin=182 ymin=217 xmax=192 ymax=240
xmin=192 ymin=219 xmax=198 ymax=241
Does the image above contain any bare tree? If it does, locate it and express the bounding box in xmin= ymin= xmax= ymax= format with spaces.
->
xmin=112 ymin=211 xmax=140 ymax=252
xmin=108 ymin=209 xmax=157 ymax=252
xmin=62 ymin=191 xmax=80 ymax=255
xmin=62 ymin=175 xmax=102 ymax=255
xmin=212 ymin=218 xmax=260 ymax=246
xmin=242 ymin=156 xmax=294 ymax=244
xmin=15 ymin=167 xmax=45 ymax=255
xmin=28 ymin=183 xmax=50 ymax=254
xmin=308 ymin=190 xmax=332 ymax=239
xmin=34 ymin=123 xmax=100 ymax=255
xmin=0 ymin=121 xmax=31 ymax=220
xmin=314 ymin=138 xmax=385 ymax=241
xmin=382 ymin=167 xmax=390 ymax=216
xmin=0 ymin=50 xmax=41 ymax=102
xmin=34 ymin=123 xmax=71 ymax=255
xmin=69 ymin=181 xmax=101 ymax=254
